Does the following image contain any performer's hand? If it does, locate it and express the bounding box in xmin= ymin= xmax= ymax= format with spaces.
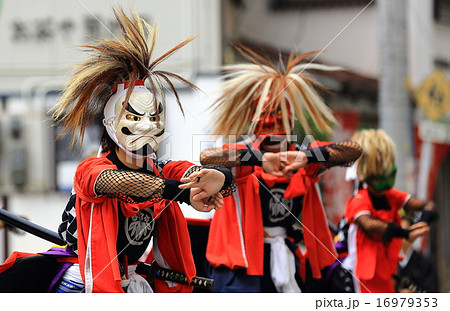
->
xmin=276 ymin=151 xmax=308 ymax=177
xmin=261 ymin=152 xmax=284 ymax=176
xmin=189 ymin=189 xmax=224 ymax=212
xmin=179 ymin=168 xmax=225 ymax=201
xmin=407 ymin=221 xmax=430 ymax=242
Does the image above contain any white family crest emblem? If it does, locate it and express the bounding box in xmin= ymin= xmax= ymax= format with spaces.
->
xmin=125 ymin=208 xmax=155 ymax=245
xmin=268 ymin=188 xmax=293 ymax=222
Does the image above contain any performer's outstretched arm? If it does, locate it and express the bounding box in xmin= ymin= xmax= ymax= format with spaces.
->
xmin=404 ymin=197 xmax=438 ymax=224
xmin=95 ymin=169 xmax=167 ymax=202
xmin=355 ymin=214 xmax=429 ymax=243
xmin=280 ymin=141 xmax=362 ymax=176
xmin=94 ymin=167 xmax=233 ymax=211
xmin=200 ymin=146 xmax=291 ymax=177
xmin=200 ymin=147 xmax=262 ymax=168
xmin=200 ymin=141 xmax=362 ymax=177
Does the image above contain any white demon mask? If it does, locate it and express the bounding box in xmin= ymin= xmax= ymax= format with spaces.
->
xmin=103 ymin=81 xmax=165 ymax=158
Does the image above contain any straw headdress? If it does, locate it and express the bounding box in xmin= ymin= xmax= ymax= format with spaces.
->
xmin=209 ymin=45 xmax=341 ymax=138
xmin=51 ymin=7 xmax=199 ymax=146
xmin=351 ymin=128 xmax=396 ymax=180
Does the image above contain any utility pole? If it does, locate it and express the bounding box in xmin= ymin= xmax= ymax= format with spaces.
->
xmin=377 ymin=0 xmax=412 ymax=192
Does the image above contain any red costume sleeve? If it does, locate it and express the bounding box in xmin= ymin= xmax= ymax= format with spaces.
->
xmin=301 ymin=174 xmax=338 ymax=278
xmin=344 ymin=190 xmax=372 ymax=222
xmin=206 ymin=143 xmax=265 ymax=275
xmin=150 ymin=201 xmax=196 ymax=292
xmin=300 ymin=141 xmax=338 ymax=279
xmin=147 ymin=160 xmax=198 ymax=292
xmin=344 ymin=191 xmax=378 ymax=281
xmin=206 ymin=172 xmax=264 ymax=275
xmin=160 ymin=160 xmax=198 ymax=180
xmin=344 ymin=188 xmax=407 ymax=291
xmin=73 ymin=156 xmax=124 ymax=292
xmin=385 ymin=188 xmax=410 ymax=213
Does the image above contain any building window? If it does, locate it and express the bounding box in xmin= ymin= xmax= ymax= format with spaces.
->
xmin=270 ymin=0 xmax=374 ymax=11
xmin=435 ymin=0 xmax=450 ymax=26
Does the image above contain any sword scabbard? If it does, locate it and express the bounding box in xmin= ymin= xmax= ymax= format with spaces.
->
xmin=135 ymin=261 xmax=214 ymax=290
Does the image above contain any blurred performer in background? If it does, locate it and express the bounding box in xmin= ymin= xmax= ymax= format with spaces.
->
xmin=0 ymin=7 xmax=234 ymax=293
xmin=395 ymin=213 xmax=438 ymax=293
xmin=342 ymin=129 xmax=438 ymax=293
xmin=201 ymin=45 xmax=362 ymax=292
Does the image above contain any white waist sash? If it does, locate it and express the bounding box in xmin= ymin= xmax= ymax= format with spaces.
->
xmin=264 ymin=226 xmax=301 ymax=293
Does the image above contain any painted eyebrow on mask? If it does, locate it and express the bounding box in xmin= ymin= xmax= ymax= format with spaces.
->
xmin=150 ymin=102 xmax=164 ymax=116
xmin=123 ymin=102 xmax=144 ymax=116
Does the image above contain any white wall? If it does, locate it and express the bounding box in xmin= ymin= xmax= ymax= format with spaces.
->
xmin=0 ymin=0 xmax=221 ymax=93
xmin=158 ymin=75 xmax=222 ymax=163
xmin=158 ymin=75 xmax=223 ymax=220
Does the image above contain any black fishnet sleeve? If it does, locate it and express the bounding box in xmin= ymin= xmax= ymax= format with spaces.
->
xmin=404 ymin=197 xmax=438 ymax=224
xmin=355 ymin=214 xmax=388 ymax=237
xmin=200 ymin=147 xmax=264 ymax=167
xmin=182 ymin=164 xmax=236 ymax=198
xmin=405 ymin=197 xmax=429 ymax=211
xmin=182 ymin=165 xmax=204 ymax=177
xmin=356 ymin=214 xmax=410 ymax=243
xmin=95 ymin=169 xmax=190 ymax=204
xmin=200 ymin=148 xmax=240 ymax=167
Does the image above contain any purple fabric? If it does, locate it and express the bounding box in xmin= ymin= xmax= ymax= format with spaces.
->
xmin=47 ymin=262 xmax=74 ymax=292
xmin=323 ymin=240 xmax=349 ymax=282
xmin=39 ymin=246 xmax=77 ymax=257
xmin=324 ymin=259 xmax=341 ymax=282
xmin=38 ymin=247 xmax=78 ymax=292
xmin=334 ymin=240 xmax=347 ymax=253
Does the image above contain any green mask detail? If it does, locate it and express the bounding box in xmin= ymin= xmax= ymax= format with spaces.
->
xmin=365 ymin=166 xmax=397 ymax=192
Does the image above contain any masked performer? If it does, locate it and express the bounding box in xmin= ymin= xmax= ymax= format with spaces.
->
xmin=0 ymin=8 xmax=234 ymax=293
xmin=201 ymin=45 xmax=362 ymax=292
xmin=342 ymin=129 xmax=437 ymax=293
